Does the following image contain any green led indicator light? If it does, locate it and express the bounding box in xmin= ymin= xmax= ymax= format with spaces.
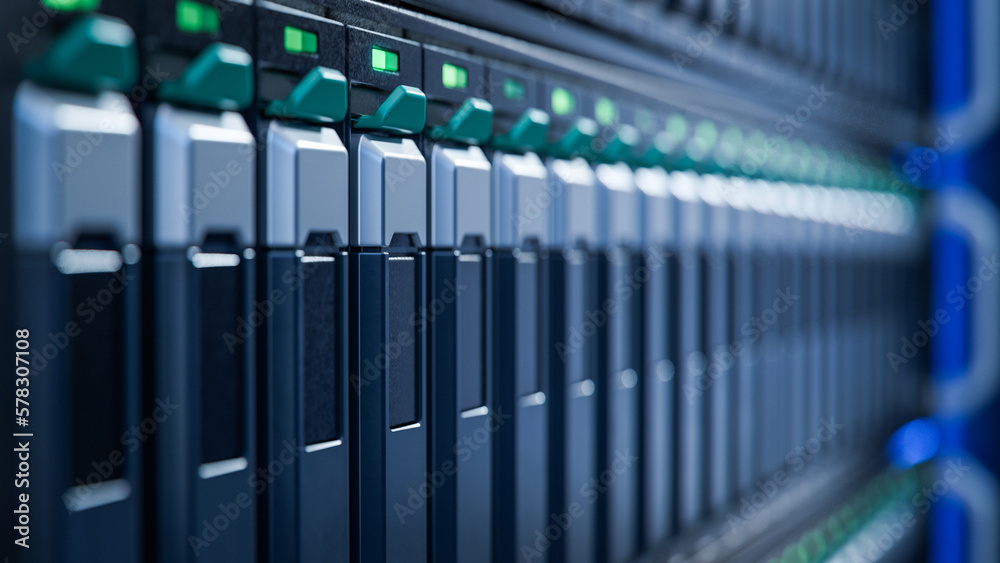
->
xmin=441 ymin=63 xmax=468 ymax=89
xmin=551 ymin=87 xmax=575 ymax=116
xmin=503 ymin=78 xmax=525 ymax=101
xmin=766 ymin=136 xmax=789 ymax=177
xmin=595 ymin=97 xmax=617 ymax=126
xmin=176 ymin=0 xmax=219 ymax=34
xmin=665 ymin=113 xmax=688 ymax=142
xmin=717 ymin=126 xmax=743 ymax=163
xmin=372 ymin=46 xmax=399 ymax=73
xmin=202 ymin=6 xmax=219 ymax=33
xmin=176 ymin=0 xmax=200 ymax=32
xmin=685 ymin=120 xmax=717 ymax=163
xmin=790 ymin=140 xmax=811 ymax=180
xmin=694 ymin=120 xmax=718 ymax=146
xmin=42 ymin=0 xmax=100 ymax=11
xmin=284 ymin=26 xmax=317 ymax=54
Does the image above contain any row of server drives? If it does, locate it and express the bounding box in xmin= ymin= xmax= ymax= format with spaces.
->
xmin=5 ymin=1 xmax=927 ymax=562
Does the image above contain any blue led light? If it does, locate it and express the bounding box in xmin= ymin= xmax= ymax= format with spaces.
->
xmin=887 ymin=418 xmax=940 ymax=469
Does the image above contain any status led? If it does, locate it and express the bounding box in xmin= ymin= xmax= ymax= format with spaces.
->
xmin=176 ymin=0 xmax=202 ymax=33
xmin=285 ymin=26 xmax=317 ymax=55
xmin=42 ymin=0 xmax=100 ymax=11
xmin=202 ymin=6 xmax=219 ymax=34
xmin=717 ymin=126 xmax=743 ymax=163
xmin=551 ymin=87 xmax=575 ymax=116
xmin=595 ymin=97 xmax=617 ymax=126
xmin=176 ymin=0 xmax=219 ymax=34
xmin=686 ymin=119 xmax=718 ymax=161
xmin=372 ymin=46 xmax=399 ymax=73
xmin=665 ymin=113 xmax=688 ymax=142
xmin=503 ymin=78 xmax=525 ymax=101
xmin=442 ymin=63 xmax=468 ymax=89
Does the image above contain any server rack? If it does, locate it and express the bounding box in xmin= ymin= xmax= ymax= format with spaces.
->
xmin=0 ymin=1 xmax=972 ymax=562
